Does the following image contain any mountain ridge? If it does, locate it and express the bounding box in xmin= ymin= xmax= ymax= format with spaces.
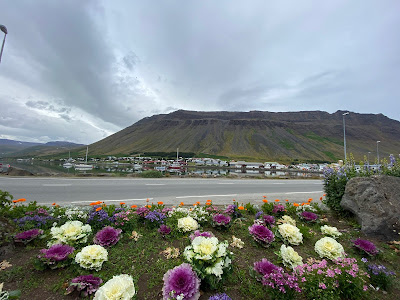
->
xmin=87 ymin=110 xmax=400 ymax=162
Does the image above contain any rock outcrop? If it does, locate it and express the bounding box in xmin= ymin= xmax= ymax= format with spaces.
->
xmin=341 ymin=175 xmax=400 ymax=241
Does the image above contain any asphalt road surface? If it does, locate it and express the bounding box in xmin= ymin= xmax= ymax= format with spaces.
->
xmin=0 ymin=177 xmax=324 ymax=206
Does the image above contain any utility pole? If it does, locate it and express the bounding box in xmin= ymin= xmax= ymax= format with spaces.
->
xmin=342 ymin=112 xmax=349 ymax=162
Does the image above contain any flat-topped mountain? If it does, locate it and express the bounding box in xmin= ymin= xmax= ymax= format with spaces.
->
xmin=87 ymin=110 xmax=400 ymax=162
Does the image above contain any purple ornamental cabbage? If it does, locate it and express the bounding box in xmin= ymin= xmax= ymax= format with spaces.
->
xmin=14 ymin=228 xmax=43 ymax=244
xmin=162 ymin=263 xmax=201 ymax=300
xmin=212 ymin=214 xmax=231 ymax=226
xmin=262 ymin=215 xmax=276 ymax=226
xmin=158 ymin=224 xmax=172 ymax=236
xmin=353 ymin=238 xmax=379 ymax=256
xmin=39 ymin=244 xmax=75 ymax=262
xmin=67 ymin=274 xmax=103 ymax=297
xmin=248 ymin=224 xmax=275 ymax=246
xmin=272 ymin=204 xmax=285 ymax=214
xmin=254 ymin=258 xmax=280 ymax=276
xmin=300 ymin=211 xmax=319 ymax=222
xmin=209 ymin=293 xmax=232 ymax=300
xmin=189 ymin=230 xmax=215 ymax=241
xmin=94 ymin=226 xmax=122 ymax=247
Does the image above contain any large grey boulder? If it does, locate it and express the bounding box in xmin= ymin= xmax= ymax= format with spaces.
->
xmin=341 ymin=175 xmax=400 ymax=241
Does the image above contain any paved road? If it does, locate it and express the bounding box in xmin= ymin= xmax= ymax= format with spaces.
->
xmin=0 ymin=177 xmax=324 ymax=206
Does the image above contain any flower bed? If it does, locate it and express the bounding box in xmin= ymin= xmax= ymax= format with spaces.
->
xmin=0 ymin=193 xmax=399 ymax=299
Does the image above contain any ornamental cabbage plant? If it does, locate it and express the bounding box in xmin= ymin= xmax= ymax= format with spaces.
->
xmin=48 ymin=220 xmax=92 ymax=246
xmin=278 ymin=223 xmax=303 ymax=245
xmin=279 ymin=245 xmax=303 ymax=269
xmin=75 ymin=245 xmax=108 ymax=271
xmin=320 ymin=225 xmax=342 ymax=239
xmin=315 ymin=237 xmax=345 ymax=260
xmin=94 ymin=274 xmax=135 ymax=300
xmin=178 ymin=216 xmax=199 ymax=232
xmin=183 ymin=236 xmax=233 ymax=289
xmin=93 ymin=226 xmax=122 ymax=247
xmin=162 ymin=263 xmax=200 ymax=300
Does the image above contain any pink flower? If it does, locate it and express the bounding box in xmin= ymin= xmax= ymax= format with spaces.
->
xmin=326 ymin=269 xmax=335 ymax=278
xmin=319 ymin=283 xmax=327 ymax=289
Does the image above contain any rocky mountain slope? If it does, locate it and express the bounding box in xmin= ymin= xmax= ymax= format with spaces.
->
xmin=87 ymin=110 xmax=400 ymax=162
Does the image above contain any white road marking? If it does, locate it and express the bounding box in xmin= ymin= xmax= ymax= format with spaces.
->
xmin=42 ymin=184 xmax=72 ymax=187
xmin=284 ymin=191 xmax=323 ymax=194
xmin=176 ymin=194 xmax=237 ymax=199
xmin=145 ymin=184 xmax=166 ymax=186
xmin=272 ymin=183 xmax=284 ymax=184
xmin=217 ymin=183 xmax=234 ymax=184
xmin=68 ymin=198 xmax=154 ymax=204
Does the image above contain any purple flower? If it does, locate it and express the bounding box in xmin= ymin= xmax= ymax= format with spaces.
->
xmin=353 ymin=238 xmax=379 ymax=256
xmin=189 ymin=230 xmax=214 ymax=241
xmin=212 ymin=214 xmax=231 ymax=226
xmin=272 ymin=204 xmax=285 ymax=214
xmin=255 ymin=211 xmax=263 ymax=219
xmin=248 ymin=224 xmax=275 ymax=246
xmin=135 ymin=206 xmax=150 ymax=217
xmin=262 ymin=215 xmax=276 ymax=226
xmin=367 ymin=264 xmax=396 ymax=276
xmin=13 ymin=215 xmax=55 ymax=228
xmin=254 ymin=259 xmax=280 ymax=276
xmin=67 ymin=274 xmax=103 ymax=297
xmin=144 ymin=210 xmax=167 ymax=224
xmin=300 ymin=211 xmax=319 ymax=222
xmin=14 ymin=228 xmax=43 ymax=244
xmin=158 ymin=224 xmax=172 ymax=236
xmin=93 ymin=226 xmax=122 ymax=247
xmin=209 ymin=293 xmax=232 ymax=300
xmin=39 ymin=244 xmax=75 ymax=262
xmin=162 ymin=263 xmax=200 ymax=300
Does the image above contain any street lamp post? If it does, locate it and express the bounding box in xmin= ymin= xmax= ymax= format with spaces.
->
xmin=343 ymin=112 xmax=349 ymax=162
xmin=377 ymin=141 xmax=381 ymax=165
xmin=0 ymin=24 xmax=7 ymax=63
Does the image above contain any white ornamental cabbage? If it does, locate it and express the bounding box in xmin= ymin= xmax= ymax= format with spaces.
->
xmin=278 ymin=223 xmax=303 ymax=245
xmin=278 ymin=215 xmax=296 ymax=226
xmin=280 ymin=244 xmax=303 ymax=269
xmin=315 ymin=237 xmax=345 ymax=260
xmin=320 ymin=225 xmax=342 ymax=239
xmin=177 ymin=216 xmax=199 ymax=232
xmin=75 ymin=245 xmax=108 ymax=271
xmin=94 ymin=274 xmax=135 ymax=300
xmin=49 ymin=220 xmax=92 ymax=246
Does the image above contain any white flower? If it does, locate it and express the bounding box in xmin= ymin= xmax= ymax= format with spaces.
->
xmin=191 ymin=236 xmax=219 ymax=260
xmin=278 ymin=215 xmax=296 ymax=226
xmin=94 ymin=274 xmax=135 ymax=300
xmin=177 ymin=216 xmax=199 ymax=232
xmin=320 ymin=225 xmax=342 ymax=239
xmin=205 ymin=258 xmax=224 ymax=278
xmin=315 ymin=237 xmax=345 ymax=260
xmin=49 ymin=220 xmax=91 ymax=246
xmin=280 ymin=244 xmax=303 ymax=269
xmin=75 ymin=245 xmax=108 ymax=271
xmin=278 ymin=224 xmax=303 ymax=245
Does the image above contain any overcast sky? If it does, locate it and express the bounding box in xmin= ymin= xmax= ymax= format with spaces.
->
xmin=1 ymin=0 xmax=399 ymax=144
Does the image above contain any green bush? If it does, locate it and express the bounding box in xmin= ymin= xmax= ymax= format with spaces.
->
xmin=139 ymin=170 xmax=163 ymax=178
xmin=0 ymin=189 xmax=13 ymax=208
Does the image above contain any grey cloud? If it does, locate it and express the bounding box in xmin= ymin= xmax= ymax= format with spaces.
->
xmin=1 ymin=0 xmax=400 ymax=144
